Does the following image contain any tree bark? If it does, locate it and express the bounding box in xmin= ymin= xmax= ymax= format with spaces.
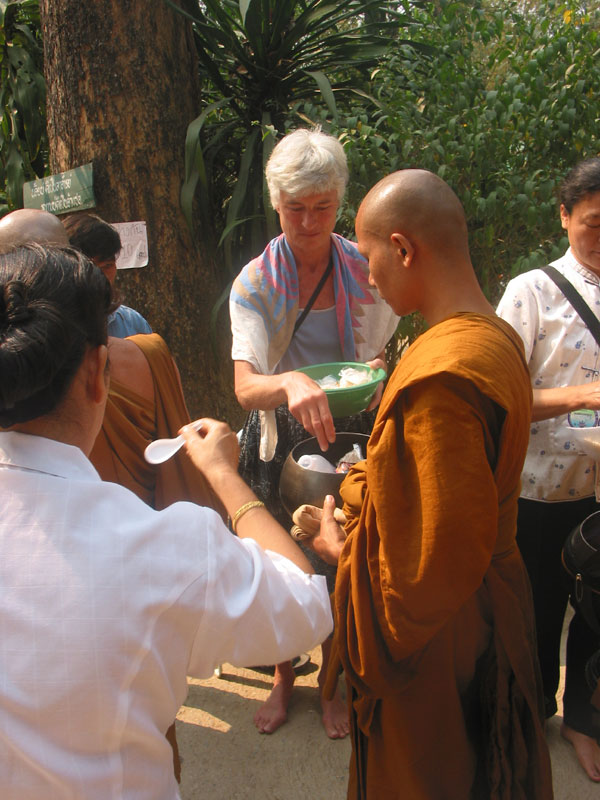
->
xmin=39 ymin=0 xmax=241 ymax=426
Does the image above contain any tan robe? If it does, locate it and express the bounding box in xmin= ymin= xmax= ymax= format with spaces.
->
xmin=329 ymin=314 xmax=553 ymax=800
xmin=90 ymin=333 xmax=222 ymax=515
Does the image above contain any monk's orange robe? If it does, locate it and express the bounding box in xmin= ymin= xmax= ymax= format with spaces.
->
xmin=331 ymin=314 xmax=553 ymax=799
xmin=90 ymin=333 xmax=221 ymax=515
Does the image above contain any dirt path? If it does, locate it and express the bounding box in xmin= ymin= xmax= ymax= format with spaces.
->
xmin=177 ymin=646 xmax=350 ymax=799
xmin=176 ymin=643 xmax=592 ymax=799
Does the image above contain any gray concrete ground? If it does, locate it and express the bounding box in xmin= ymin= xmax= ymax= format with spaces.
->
xmin=177 ymin=615 xmax=595 ymax=799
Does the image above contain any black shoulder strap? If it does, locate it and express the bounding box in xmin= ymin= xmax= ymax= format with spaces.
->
xmin=542 ymin=265 xmax=600 ymax=349
xmin=293 ymin=256 xmax=334 ymax=336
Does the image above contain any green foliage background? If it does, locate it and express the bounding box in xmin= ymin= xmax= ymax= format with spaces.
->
xmin=328 ymin=0 xmax=599 ymax=302
xmin=1 ymin=0 xmax=599 ymax=351
xmin=173 ymin=0 xmax=428 ymax=278
xmin=0 ymin=0 xmax=46 ymax=215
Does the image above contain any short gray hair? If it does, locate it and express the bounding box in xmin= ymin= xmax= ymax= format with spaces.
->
xmin=266 ymin=128 xmax=349 ymax=209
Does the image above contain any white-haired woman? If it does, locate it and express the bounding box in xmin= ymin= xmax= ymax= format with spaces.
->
xmin=229 ymin=128 xmax=398 ymax=738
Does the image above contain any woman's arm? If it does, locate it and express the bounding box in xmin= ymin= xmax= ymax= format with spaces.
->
xmin=533 ymin=383 xmax=600 ymax=422
xmin=234 ymin=360 xmax=335 ymax=450
xmin=180 ymin=419 xmax=342 ymax=570
xmin=234 ymin=360 xmax=292 ymax=410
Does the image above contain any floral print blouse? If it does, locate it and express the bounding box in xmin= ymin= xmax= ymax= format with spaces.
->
xmin=496 ymin=248 xmax=600 ymax=502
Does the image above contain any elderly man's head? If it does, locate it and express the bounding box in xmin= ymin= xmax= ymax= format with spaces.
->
xmin=0 ymin=209 xmax=69 ymax=253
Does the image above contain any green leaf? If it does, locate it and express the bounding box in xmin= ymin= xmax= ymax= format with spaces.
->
xmin=305 ymin=70 xmax=338 ymax=122
xmin=239 ymin=0 xmax=252 ymax=26
xmin=209 ymin=278 xmax=234 ymax=358
xmin=222 ymin=127 xmax=260 ymax=272
xmin=5 ymin=143 xmax=24 ymax=207
xmin=217 ymin=213 xmax=263 ymax=248
xmin=180 ymin=99 xmax=229 ymax=233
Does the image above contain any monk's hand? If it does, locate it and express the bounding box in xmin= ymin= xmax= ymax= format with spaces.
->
xmin=307 ymin=494 xmax=346 ymax=565
xmin=180 ymin=418 xmax=239 ymax=479
xmin=365 ymin=356 xmax=387 ymax=411
xmin=283 ymin=371 xmax=336 ymax=451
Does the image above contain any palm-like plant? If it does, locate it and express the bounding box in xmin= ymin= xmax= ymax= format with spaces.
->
xmin=170 ymin=0 xmax=427 ymax=278
xmin=0 ymin=0 xmax=46 ymax=213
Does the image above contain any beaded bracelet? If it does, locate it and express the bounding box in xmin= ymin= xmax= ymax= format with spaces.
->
xmin=231 ymin=500 xmax=265 ymax=533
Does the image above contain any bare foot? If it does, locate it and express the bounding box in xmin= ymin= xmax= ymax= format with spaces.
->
xmin=561 ymin=723 xmax=600 ymax=781
xmin=253 ymin=661 xmax=295 ymax=734
xmin=321 ymin=687 xmax=350 ymax=739
xmin=318 ymin=637 xmax=349 ymax=739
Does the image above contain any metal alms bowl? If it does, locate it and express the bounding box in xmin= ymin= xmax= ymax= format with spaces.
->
xmin=279 ymin=432 xmax=369 ymax=518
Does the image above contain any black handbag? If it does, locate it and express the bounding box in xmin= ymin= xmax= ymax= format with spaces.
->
xmin=562 ymin=510 xmax=600 ymax=635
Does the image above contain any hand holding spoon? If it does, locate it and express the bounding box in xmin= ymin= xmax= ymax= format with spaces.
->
xmin=144 ymin=419 xmax=204 ymax=464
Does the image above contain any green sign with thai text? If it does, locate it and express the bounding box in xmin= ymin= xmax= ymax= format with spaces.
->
xmin=23 ymin=163 xmax=95 ymax=215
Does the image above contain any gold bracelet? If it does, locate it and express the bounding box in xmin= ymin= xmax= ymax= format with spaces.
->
xmin=231 ymin=500 xmax=265 ymax=533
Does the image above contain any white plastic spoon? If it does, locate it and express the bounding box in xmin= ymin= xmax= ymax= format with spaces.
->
xmin=144 ymin=419 xmax=204 ymax=465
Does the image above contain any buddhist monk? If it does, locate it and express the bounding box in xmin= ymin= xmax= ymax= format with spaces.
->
xmin=0 ymin=207 xmax=68 ymax=251
xmin=308 ymin=170 xmax=554 ymax=799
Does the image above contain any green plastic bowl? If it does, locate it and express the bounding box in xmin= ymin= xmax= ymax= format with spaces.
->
xmin=296 ymin=361 xmax=386 ymax=417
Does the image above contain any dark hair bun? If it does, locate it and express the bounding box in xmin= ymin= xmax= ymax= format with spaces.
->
xmin=0 ymin=244 xmax=111 ymax=426
xmin=2 ymin=282 xmax=36 ymax=326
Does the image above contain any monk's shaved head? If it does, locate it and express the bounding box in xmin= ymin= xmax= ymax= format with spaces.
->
xmin=0 ymin=208 xmax=69 ymax=253
xmin=356 ymin=169 xmax=491 ymax=324
xmin=358 ymin=169 xmax=468 ymax=255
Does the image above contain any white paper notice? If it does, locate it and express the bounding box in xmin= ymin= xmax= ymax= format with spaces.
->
xmin=113 ymin=221 xmax=148 ymax=269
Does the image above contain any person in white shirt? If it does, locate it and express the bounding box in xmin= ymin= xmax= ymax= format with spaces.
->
xmin=0 ymin=244 xmax=333 ymax=799
xmin=496 ymin=157 xmax=600 ymax=782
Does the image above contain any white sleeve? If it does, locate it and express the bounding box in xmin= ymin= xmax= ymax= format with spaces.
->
xmin=185 ymin=521 xmax=333 ymax=677
xmin=229 ymin=291 xmax=271 ymax=374
xmin=496 ymin=276 xmax=539 ymax=363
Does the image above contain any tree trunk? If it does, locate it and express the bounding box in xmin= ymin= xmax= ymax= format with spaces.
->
xmin=39 ymin=0 xmax=242 ymax=427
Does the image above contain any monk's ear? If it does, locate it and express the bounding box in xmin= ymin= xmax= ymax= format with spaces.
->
xmin=390 ymin=233 xmax=414 ymax=266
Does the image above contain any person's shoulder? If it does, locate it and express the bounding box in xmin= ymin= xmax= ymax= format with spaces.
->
xmin=96 ymin=486 xmax=225 ymax=566
xmin=107 ymin=335 xmax=154 ymax=399
xmin=497 ymin=265 xmax=558 ymax=317
xmin=549 ymin=249 xmax=571 ymax=270
xmin=413 ymin=314 xmax=520 ymax=366
xmin=119 ymin=305 xmax=152 ymax=330
xmin=238 ymin=235 xmax=286 ymax=274
xmin=230 ymin=235 xmax=286 ymax=300
xmin=504 ymin=266 xmax=551 ymax=290
xmin=405 ymin=314 xmax=531 ymax=399
xmin=127 ymin=331 xmax=170 ymax=359
xmin=108 ymin=305 xmax=152 ymax=337
xmin=332 ymin=233 xmax=365 ymax=261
